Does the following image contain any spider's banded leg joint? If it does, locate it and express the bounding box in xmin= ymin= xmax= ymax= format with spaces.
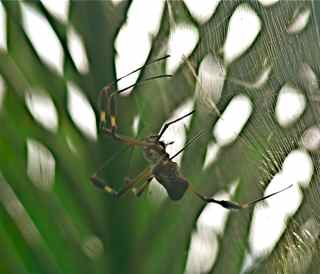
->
xmin=110 ymin=115 xmax=118 ymax=134
xmin=99 ymin=112 xmax=107 ymax=130
xmin=109 ymin=94 xmax=118 ymax=134
xmin=90 ymin=175 xmax=119 ymax=196
xmin=98 ymin=83 xmax=115 ymax=131
xmin=104 ymin=185 xmax=119 ymax=197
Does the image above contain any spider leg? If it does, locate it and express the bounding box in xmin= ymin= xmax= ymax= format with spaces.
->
xmin=97 ymin=83 xmax=148 ymax=147
xmin=97 ymin=81 xmax=120 ymax=136
xmin=91 ymin=167 xmax=152 ymax=198
xmin=101 ymin=127 xmax=147 ymax=146
xmin=98 ymin=83 xmax=113 ymax=130
xmin=135 ymin=177 xmax=154 ymax=197
xmin=157 ymin=110 xmax=195 ymax=140
xmin=237 ymin=184 xmax=293 ymax=208
xmin=90 ymin=175 xmax=119 ymax=196
xmin=189 ymin=184 xmax=293 ymax=210
xmin=117 ymin=168 xmax=152 ymax=197
xmin=98 ymin=54 xmax=171 ymax=133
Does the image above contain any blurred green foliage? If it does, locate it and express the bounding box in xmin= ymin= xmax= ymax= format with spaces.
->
xmin=0 ymin=1 xmax=320 ymax=274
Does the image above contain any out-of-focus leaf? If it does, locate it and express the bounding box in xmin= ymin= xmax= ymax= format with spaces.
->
xmin=0 ymin=1 xmax=320 ymax=274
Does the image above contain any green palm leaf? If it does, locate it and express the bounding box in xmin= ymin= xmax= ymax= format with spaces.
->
xmin=0 ymin=1 xmax=319 ymax=274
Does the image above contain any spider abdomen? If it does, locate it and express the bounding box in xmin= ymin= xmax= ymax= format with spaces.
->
xmin=152 ymin=160 xmax=189 ymax=200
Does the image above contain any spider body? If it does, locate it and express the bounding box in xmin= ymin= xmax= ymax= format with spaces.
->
xmin=90 ymin=55 xmax=292 ymax=209
xmin=142 ymin=136 xmax=169 ymax=165
xmin=141 ymin=135 xmax=188 ymax=200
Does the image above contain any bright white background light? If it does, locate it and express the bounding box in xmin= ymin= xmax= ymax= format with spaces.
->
xmin=21 ymin=3 xmax=64 ymax=74
xmin=0 ymin=2 xmax=7 ymax=51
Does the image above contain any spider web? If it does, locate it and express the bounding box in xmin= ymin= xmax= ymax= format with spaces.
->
xmin=166 ymin=1 xmax=320 ymax=274
xmin=115 ymin=2 xmax=320 ymax=273
xmin=2 ymin=1 xmax=320 ymax=274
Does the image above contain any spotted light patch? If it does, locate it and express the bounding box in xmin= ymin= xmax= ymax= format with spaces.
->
xmin=67 ymin=82 xmax=97 ymax=140
xmin=21 ymin=3 xmax=64 ymax=74
xmin=223 ymin=4 xmax=261 ymax=64
xmin=27 ymin=139 xmax=55 ymax=192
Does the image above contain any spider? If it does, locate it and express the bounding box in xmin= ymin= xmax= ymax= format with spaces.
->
xmin=90 ymin=56 xmax=292 ymax=209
